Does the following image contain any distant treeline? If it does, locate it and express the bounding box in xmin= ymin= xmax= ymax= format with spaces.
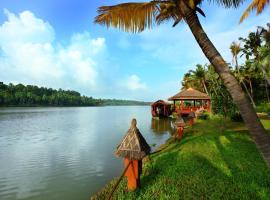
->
xmin=0 ymin=82 xmax=149 ymax=106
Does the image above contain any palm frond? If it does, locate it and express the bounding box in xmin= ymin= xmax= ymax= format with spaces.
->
xmin=156 ymin=2 xmax=183 ymax=26
xmin=240 ymin=0 xmax=269 ymax=23
xmin=209 ymin=0 xmax=244 ymax=8
xmin=95 ymin=2 xmax=159 ymax=33
xmin=257 ymin=0 xmax=269 ymax=13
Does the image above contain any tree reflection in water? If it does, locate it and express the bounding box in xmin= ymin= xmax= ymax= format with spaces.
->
xmin=151 ymin=118 xmax=176 ymax=135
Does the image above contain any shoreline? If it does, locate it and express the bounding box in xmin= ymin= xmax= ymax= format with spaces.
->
xmin=0 ymin=105 xmax=150 ymax=108
xmin=90 ymin=133 xmax=175 ymax=200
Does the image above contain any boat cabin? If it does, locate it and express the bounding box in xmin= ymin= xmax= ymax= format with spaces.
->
xmin=168 ymin=88 xmax=211 ymax=115
xmin=151 ymin=100 xmax=172 ymax=118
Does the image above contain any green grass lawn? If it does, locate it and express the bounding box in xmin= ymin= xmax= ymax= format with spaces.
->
xmin=92 ymin=116 xmax=270 ymax=200
xmin=260 ymin=115 xmax=270 ymax=131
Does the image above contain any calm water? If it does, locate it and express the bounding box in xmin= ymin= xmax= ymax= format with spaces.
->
xmin=0 ymin=106 xmax=175 ymax=200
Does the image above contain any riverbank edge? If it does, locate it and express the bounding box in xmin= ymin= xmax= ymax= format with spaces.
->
xmin=90 ymin=132 xmax=176 ymax=200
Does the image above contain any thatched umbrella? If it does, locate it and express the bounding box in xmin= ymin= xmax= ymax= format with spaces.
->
xmin=115 ymin=119 xmax=150 ymax=191
xmin=115 ymin=118 xmax=151 ymax=160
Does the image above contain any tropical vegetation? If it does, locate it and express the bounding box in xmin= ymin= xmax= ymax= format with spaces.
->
xmin=181 ymin=23 xmax=270 ymax=118
xmin=0 ymin=82 xmax=149 ymax=106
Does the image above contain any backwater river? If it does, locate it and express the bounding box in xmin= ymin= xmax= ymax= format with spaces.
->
xmin=0 ymin=106 xmax=176 ymax=200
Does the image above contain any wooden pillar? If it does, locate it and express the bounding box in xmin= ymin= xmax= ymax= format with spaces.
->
xmin=124 ymin=158 xmax=142 ymax=191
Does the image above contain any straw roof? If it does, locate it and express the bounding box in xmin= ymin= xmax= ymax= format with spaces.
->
xmin=115 ymin=119 xmax=151 ymax=160
xmin=174 ymin=116 xmax=185 ymax=127
xmin=151 ymin=100 xmax=171 ymax=106
xmin=168 ymin=88 xmax=210 ymax=100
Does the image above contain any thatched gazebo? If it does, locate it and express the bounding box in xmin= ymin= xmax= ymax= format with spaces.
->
xmin=168 ymin=87 xmax=211 ymax=114
xmin=115 ymin=119 xmax=150 ymax=190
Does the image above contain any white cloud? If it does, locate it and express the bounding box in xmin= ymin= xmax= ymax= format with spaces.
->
xmin=0 ymin=10 xmax=104 ymax=90
xmin=127 ymin=75 xmax=147 ymax=90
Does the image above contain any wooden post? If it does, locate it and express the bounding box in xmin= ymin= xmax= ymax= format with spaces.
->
xmin=208 ymin=100 xmax=211 ymax=112
xmin=177 ymin=126 xmax=184 ymax=139
xmin=106 ymin=161 xmax=132 ymax=200
xmin=124 ymin=158 xmax=142 ymax=191
xmin=188 ymin=118 xmax=194 ymax=126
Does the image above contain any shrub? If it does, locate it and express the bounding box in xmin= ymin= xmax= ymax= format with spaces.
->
xmin=197 ymin=111 xmax=210 ymax=120
xmin=230 ymin=112 xmax=243 ymax=122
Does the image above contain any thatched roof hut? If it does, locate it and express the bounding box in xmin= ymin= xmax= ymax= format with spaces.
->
xmin=168 ymin=88 xmax=210 ymax=100
xmin=115 ymin=119 xmax=151 ymax=160
xmin=151 ymin=100 xmax=172 ymax=118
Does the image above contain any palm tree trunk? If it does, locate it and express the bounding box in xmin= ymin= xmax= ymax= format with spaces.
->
xmin=180 ymin=3 xmax=267 ymax=139
xmin=241 ymin=81 xmax=256 ymax=107
xmin=265 ymin=80 xmax=270 ymax=102
xmin=210 ymin=81 xmax=218 ymax=97
xmin=202 ymin=80 xmax=209 ymax=95
xmin=235 ymin=57 xmax=239 ymax=72
xmin=248 ymin=78 xmax=253 ymax=99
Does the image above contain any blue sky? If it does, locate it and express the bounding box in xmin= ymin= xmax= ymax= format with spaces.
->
xmin=0 ymin=0 xmax=269 ymax=101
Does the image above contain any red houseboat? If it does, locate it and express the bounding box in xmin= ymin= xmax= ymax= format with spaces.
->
xmin=151 ymin=100 xmax=172 ymax=118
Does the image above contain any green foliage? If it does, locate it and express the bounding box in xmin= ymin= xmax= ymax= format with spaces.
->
xmin=230 ymin=112 xmax=243 ymax=122
xmin=0 ymin=82 xmax=149 ymax=107
xmin=181 ymin=23 xmax=270 ymax=116
xmin=256 ymin=102 xmax=270 ymax=114
xmin=197 ymin=111 xmax=210 ymax=120
xmin=211 ymin=85 xmax=238 ymax=118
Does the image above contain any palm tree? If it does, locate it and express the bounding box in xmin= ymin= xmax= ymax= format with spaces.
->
xmin=182 ymin=72 xmax=195 ymax=89
xmin=94 ymin=0 xmax=267 ymax=142
xmin=230 ymin=41 xmax=255 ymax=106
xmin=190 ymin=64 xmax=209 ymax=94
xmin=230 ymin=42 xmax=241 ymax=71
xmin=257 ymin=24 xmax=270 ymax=85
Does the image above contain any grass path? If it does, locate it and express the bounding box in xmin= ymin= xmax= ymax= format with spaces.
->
xmin=92 ymin=116 xmax=270 ymax=200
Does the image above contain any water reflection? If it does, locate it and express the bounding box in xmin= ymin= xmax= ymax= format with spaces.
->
xmin=151 ymin=118 xmax=176 ymax=135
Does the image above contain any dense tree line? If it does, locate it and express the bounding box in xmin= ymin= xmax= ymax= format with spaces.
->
xmin=0 ymin=82 xmax=149 ymax=106
xmin=181 ymin=23 xmax=270 ymax=119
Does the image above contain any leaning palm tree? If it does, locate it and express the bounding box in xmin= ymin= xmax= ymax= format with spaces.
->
xmin=94 ymin=0 xmax=267 ymax=143
xmin=230 ymin=41 xmax=241 ymax=71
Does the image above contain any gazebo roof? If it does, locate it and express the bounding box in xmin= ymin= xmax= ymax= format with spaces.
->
xmin=168 ymin=88 xmax=210 ymax=100
xmin=115 ymin=119 xmax=151 ymax=160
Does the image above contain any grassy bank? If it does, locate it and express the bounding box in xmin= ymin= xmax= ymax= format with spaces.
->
xmin=92 ymin=116 xmax=270 ymax=200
